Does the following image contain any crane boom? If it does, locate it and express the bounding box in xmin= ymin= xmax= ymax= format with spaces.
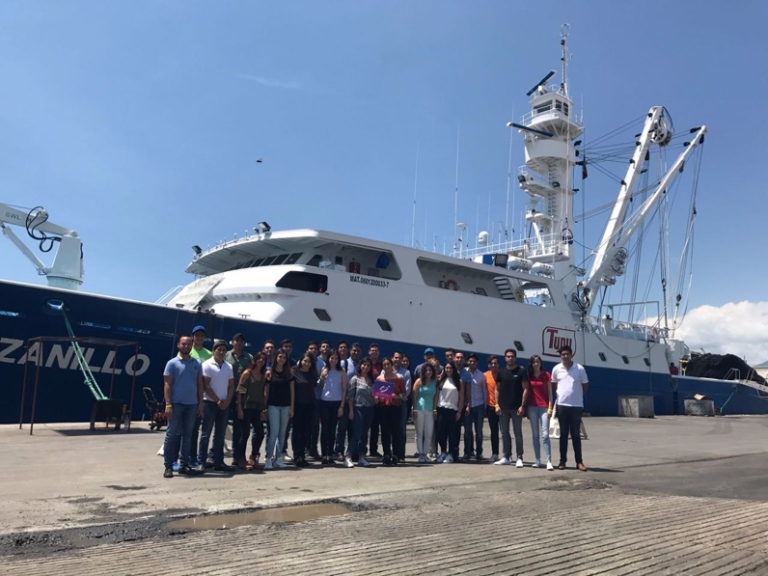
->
xmin=0 ymin=203 xmax=84 ymax=290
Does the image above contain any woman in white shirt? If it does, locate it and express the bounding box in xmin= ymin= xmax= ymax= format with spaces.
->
xmin=435 ymin=361 xmax=464 ymax=463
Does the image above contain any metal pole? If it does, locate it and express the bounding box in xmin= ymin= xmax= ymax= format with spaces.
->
xmin=127 ymin=343 xmax=138 ymax=432
xmin=19 ymin=338 xmax=30 ymax=430
xmin=109 ymin=344 xmax=117 ymax=399
xmin=30 ymin=341 xmax=43 ymax=436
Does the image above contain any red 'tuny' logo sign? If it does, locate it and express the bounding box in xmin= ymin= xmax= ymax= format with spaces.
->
xmin=542 ymin=327 xmax=576 ymax=358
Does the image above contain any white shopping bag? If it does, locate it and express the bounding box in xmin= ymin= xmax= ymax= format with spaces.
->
xmin=549 ymin=403 xmax=560 ymax=439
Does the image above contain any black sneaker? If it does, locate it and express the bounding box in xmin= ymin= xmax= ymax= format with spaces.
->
xmin=178 ymin=465 xmax=191 ymax=475
xmin=205 ymin=459 xmax=215 ymax=469
xmin=370 ymin=451 xmax=383 ymax=458
xmin=163 ymin=467 xmax=173 ymax=478
xmin=214 ymin=463 xmax=235 ymax=472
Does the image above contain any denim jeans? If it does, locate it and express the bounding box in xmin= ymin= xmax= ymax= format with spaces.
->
xmin=198 ymin=400 xmax=229 ymax=466
xmin=319 ymin=400 xmax=340 ymax=458
xmin=485 ymin=406 xmax=499 ymax=456
xmin=557 ymin=405 xmax=584 ymax=465
xmin=463 ymin=405 xmax=485 ymax=456
xmin=334 ymin=402 xmax=353 ymax=455
xmin=378 ymin=404 xmax=402 ymax=459
xmin=308 ymin=399 xmax=321 ymax=455
xmin=398 ymin=402 xmax=408 ymax=459
xmin=163 ymin=403 xmax=197 ymax=468
xmin=527 ymin=406 xmax=551 ymax=462
xmin=189 ymin=415 xmax=202 ymax=465
xmin=436 ymin=407 xmax=460 ymax=458
xmin=266 ymin=405 xmax=291 ymax=460
xmin=235 ymin=408 xmax=265 ymax=462
xmin=292 ymin=403 xmax=314 ymax=459
xmin=499 ymin=409 xmax=524 ymax=460
xmin=348 ymin=405 xmax=374 ymax=459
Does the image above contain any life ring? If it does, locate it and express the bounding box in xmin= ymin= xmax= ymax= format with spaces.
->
xmin=445 ymin=279 xmax=459 ymax=291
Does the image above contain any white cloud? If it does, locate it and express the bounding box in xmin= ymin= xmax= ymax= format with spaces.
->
xmin=237 ymin=73 xmax=302 ymax=90
xmin=673 ymin=301 xmax=768 ymax=365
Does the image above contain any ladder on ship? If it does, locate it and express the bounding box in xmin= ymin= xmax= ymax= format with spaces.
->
xmin=62 ymin=310 xmax=107 ymax=401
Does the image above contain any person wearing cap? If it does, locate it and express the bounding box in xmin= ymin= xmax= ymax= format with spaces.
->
xmin=226 ymin=333 xmax=252 ymax=467
xmin=414 ymin=348 xmax=443 ymax=381
xmin=197 ymin=340 xmax=236 ymax=472
xmin=188 ymin=325 xmax=212 ymax=467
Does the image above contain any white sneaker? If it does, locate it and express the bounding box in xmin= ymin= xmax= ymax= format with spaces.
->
xmin=515 ymin=458 xmax=524 ymax=468
xmin=532 ymin=459 xmax=542 ymax=468
xmin=546 ymin=460 xmax=554 ymax=471
xmin=358 ymin=457 xmax=371 ymax=467
xmin=344 ymin=457 xmax=354 ymax=468
xmin=436 ymin=453 xmax=446 ymax=463
xmin=494 ymin=457 xmax=511 ymax=465
xmin=275 ymin=457 xmax=287 ymax=469
xmin=264 ymin=458 xmax=274 ymax=470
xmin=444 ymin=454 xmax=454 ymax=463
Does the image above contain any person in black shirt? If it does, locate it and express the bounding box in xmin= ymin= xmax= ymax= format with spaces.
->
xmin=493 ymin=348 xmax=529 ymax=467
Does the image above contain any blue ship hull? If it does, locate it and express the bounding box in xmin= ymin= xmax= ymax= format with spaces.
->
xmin=1 ymin=281 xmax=766 ymax=424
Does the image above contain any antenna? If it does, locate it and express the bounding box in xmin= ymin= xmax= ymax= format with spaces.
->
xmin=453 ymin=123 xmax=460 ymax=242
xmin=505 ymin=103 xmax=515 ymax=236
xmin=560 ymin=23 xmax=571 ymax=97
xmin=526 ymin=70 xmax=556 ymax=97
xmin=411 ymin=143 xmax=419 ymax=248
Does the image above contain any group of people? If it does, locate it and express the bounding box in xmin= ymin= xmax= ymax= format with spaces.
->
xmin=160 ymin=325 xmax=589 ymax=478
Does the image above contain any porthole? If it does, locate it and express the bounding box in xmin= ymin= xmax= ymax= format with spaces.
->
xmin=598 ymin=352 xmax=607 ymax=362
xmin=622 ymin=355 xmax=629 ymax=364
xmin=377 ymin=319 xmax=392 ymax=332
xmin=643 ymin=358 xmax=651 ymax=367
xmin=461 ymin=332 xmax=473 ymax=345
xmin=514 ymin=340 xmax=524 ymax=352
xmin=314 ymin=308 xmax=331 ymax=322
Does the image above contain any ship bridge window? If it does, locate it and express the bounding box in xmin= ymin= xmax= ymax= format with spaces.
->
xmin=272 ymin=254 xmax=289 ymax=265
xmin=554 ymin=100 xmax=570 ymax=116
xmin=250 ymin=258 xmax=265 ymax=267
xmin=534 ymin=101 xmax=553 ymax=114
xmin=285 ymin=252 xmax=302 ymax=265
xmin=307 ymin=254 xmax=323 ymax=267
xmin=261 ymin=255 xmax=278 ymax=266
xmin=276 ymin=271 xmax=328 ymax=293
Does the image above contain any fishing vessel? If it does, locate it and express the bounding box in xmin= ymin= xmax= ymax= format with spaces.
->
xmin=3 ymin=27 xmax=767 ymax=425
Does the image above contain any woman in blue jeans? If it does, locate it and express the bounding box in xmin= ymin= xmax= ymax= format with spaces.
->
xmin=344 ymin=357 xmax=375 ymax=468
xmin=319 ymin=350 xmax=347 ymax=465
xmin=526 ymin=355 xmax=554 ymax=470
xmin=264 ymin=351 xmax=295 ymax=470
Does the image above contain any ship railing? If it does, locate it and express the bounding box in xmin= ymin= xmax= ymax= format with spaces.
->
xmin=518 ymin=166 xmax=552 ymax=189
xmin=519 ymin=103 xmax=584 ymax=128
xmin=453 ymin=234 xmax=561 ymax=261
xmin=155 ymin=285 xmax=185 ymax=305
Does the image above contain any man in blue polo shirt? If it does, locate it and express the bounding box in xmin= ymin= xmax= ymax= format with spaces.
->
xmin=162 ymin=335 xmax=204 ymax=478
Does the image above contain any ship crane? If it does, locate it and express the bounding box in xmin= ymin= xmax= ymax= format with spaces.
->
xmin=0 ymin=203 xmax=83 ymax=290
xmin=578 ymin=109 xmax=707 ymax=314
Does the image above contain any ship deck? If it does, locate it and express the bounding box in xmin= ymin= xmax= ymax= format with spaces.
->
xmin=2 ymin=416 xmax=768 ymax=574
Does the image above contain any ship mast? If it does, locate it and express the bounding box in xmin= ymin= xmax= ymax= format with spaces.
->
xmin=506 ymin=24 xmax=583 ymax=281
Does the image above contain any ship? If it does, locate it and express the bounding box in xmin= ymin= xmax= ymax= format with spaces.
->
xmin=4 ymin=26 xmax=767 ymax=425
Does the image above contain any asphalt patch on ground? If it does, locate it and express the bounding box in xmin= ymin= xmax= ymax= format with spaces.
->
xmin=0 ymin=499 xmax=378 ymax=557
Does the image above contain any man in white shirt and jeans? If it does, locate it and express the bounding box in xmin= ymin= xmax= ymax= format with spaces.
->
xmin=197 ymin=340 xmax=235 ymax=473
xmin=551 ymin=345 xmax=589 ymax=471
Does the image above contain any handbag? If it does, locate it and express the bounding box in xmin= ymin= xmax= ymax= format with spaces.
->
xmin=548 ymin=401 xmax=560 ymax=439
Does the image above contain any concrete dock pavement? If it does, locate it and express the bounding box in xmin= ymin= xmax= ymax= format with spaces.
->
xmin=2 ymin=415 xmax=768 ymax=574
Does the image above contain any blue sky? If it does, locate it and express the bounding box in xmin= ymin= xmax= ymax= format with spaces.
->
xmin=1 ymin=1 xmax=767 ymax=358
